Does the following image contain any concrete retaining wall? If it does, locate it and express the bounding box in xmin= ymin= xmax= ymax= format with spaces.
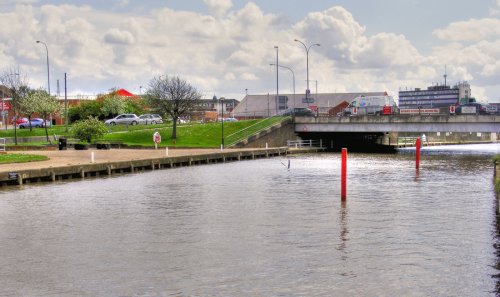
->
xmin=0 ymin=147 xmax=319 ymax=187
xmin=233 ymin=122 xmax=300 ymax=148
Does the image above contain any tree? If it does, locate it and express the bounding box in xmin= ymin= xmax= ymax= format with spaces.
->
xmin=68 ymin=100 xmax=104 ymax=123
xmin=101 ymin=94 xmax=125 ymax=118
xmin=70 ymin=116 xmax=108 ymax=143
xmin=30 ymin=89 xmax=61 ymax=143
xmin=19 ymin=92 xmax=37 ymax=132
xmin=145 ymin=76 xmax=201 ymax=140
xmin=0 ymin=68 xmax=30 ymax=145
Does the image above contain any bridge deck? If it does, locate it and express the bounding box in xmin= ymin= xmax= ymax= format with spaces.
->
xmin=294 ymin=115 xmax=500 ymax=133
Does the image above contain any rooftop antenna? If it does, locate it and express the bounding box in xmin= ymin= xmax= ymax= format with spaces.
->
xmin=443 ymin=65 xmax=447 ymax=86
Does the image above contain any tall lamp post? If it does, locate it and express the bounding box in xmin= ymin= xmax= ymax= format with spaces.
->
xmin=220 ymin=97 xmax=225 ymax=149
xmin=245 ymin=88 xmax=248 ymax=117
xmin=270 ymin=63 xmax=295 ymax=111
xmin=294 ymin=39 xmax=320 ymax=106
xmin=274 ymin=46 xmax=279 ymax=115
xmin=36 ymin=40 xmax=50 ymax=95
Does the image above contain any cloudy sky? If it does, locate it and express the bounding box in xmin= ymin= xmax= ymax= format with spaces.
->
xmin=1 ymin=0 xmax=499 ymax=102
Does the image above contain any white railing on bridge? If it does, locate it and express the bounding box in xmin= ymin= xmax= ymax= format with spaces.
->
xmin=287 ymin=139 xmax=325 ymax=149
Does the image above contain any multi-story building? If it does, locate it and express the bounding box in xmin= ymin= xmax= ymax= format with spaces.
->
xmin=398 ymin=82 xmax=471 ymax=109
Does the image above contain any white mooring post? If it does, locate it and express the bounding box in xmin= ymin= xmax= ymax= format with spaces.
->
xmin=166 ymin=147 xmax=169 ymax=156
xmin=91 ymin=152 xmax=95 ymax=163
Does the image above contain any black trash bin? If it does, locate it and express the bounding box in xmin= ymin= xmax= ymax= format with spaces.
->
xmin=58 ymin=137 xmax=67 ymax=150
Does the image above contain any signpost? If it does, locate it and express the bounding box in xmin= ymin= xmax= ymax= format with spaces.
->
xmin=1 ymin=99 xmax=10 ymax=128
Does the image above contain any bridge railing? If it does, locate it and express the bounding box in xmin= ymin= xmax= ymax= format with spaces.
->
xmin=397 ymin=137 xmax=419 ymax=147
xmin=287 ymin=139 xmax=325 ymax=149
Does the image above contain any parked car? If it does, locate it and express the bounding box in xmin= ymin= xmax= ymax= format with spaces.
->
xmin=282 ymin=108 xmax=315 ymax=117
xmin=18 ymin=118 xmax=51 ymax=128
xmin=139 ymin=114 xmax=163 ymax=125
xmin=15 ymin=117 xmax=28 ymax=125
xmin=104 ymin=114 xmax=140 ymax=125
xmin=222 ymin=117 xmax=238 ymax=122
xmin=456 ymin=103 xmax=487 ymax=115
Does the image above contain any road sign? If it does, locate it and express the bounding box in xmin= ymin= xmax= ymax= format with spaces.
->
xmin=0 ymin=101 xmax=10 ymax=111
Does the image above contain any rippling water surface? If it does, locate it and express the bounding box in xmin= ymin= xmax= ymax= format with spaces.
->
xmin=0 ymin=144 xmax=499 ymax=296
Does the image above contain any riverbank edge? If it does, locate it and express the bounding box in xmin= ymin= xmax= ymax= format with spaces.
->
xmin=496 ymin=159 xmax=500 ymax=200
xmin=0 ymin=147 xmax=321 ymax=187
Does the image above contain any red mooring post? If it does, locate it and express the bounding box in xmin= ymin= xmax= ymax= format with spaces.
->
xmin=341 ymin=148 xmax=347 ymax=201
xmin=415 ymin=138 xmax=421 ymax=169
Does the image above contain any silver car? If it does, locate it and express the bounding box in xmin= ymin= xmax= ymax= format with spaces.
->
xmin=139 ymin=114 xmax=163 ymax=125
xmin=104 ymin=114 xmax=140 ymax=125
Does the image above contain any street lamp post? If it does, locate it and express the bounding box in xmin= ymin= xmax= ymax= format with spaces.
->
xmin=294 ymin=39 xmax=320 ymax=106
xmin=221 ymin=97 xmax=225 ymax=149
xmin=36 ymin=40 xmax=50 ymax=95
xmin=245 ymin=88 xmax=248 ymax=117
xmin=64 ymin=73 xmax=68 ymax=132
xmin=270 ymin=63 xmax=295 ymax=111
xmin=274 ymin=46 xmax=279 ymax=115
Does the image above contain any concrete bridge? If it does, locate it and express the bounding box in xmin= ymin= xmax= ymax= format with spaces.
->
xmin=291 ymin=114 xmax=499 ymax=151
xmin=294 ymin=114 xmax=500 ymax=133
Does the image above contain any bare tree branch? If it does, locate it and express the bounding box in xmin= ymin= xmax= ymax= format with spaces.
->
xmin=145 ymin=76 xmax=201 ymax=140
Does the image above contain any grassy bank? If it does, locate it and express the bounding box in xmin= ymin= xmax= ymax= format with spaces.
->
xmin=102 ymin=118 xmax=285 ymax=147
xmin=1 ymin=117 xmax=288 ymax=148
xmin=0 ymin=154 xmax=48 ymax=164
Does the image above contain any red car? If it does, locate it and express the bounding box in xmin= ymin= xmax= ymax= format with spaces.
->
xmin=15 ymin=117 xmax=28 ymax=125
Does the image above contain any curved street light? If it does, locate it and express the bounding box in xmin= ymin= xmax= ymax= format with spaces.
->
xmin=270 ymin=63 xmax=295 ymax=111
xmin=294 ymin=39 xmax=320 ymax=106
xmin=36 ymin=40 xmax=50 ymax=95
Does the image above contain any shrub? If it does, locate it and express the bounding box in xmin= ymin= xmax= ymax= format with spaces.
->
xmin=71 ymin=116 xmax=108 ymax=143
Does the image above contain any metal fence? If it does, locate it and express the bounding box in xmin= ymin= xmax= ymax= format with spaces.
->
xmin=287 ymin=139 xmax=325 ymax=149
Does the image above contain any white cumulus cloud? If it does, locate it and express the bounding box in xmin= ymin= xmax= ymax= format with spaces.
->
xmin=1 ymin=2 xmax=499 ymax=101
xmin=204 ymin=0 xmax=232 ymax=17
xmin=433 ymin=18 xmax=500 ymax=42
xmin=104 ymin=28 xmax=135 ymax=45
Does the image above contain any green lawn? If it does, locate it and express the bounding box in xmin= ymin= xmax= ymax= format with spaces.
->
xmin=0 ymin=126 xmax=68 ymax=138
xmin=103 ymin=117 xmax=289 ymax=147
xmin=0 ymin=117 xmax=289 ymax=148
xmin=103 ymin=120 xmax=264 ymax=147
xmin=0 ymin=153 xmax=49 ymax=164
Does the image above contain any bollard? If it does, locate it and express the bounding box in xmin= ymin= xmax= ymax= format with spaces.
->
xmin=341 ymin=148 xmax=347 ymax=201
xmin=266 ymin=143 xmax=268 ymax=149
xmin=221 ymin=144 xmax=224 ymax=151
xmin=415 ymin=138 xmax=421 ymax=169
xmin=155 ymin=143 xmax=158 ymax=150
xmin=166 ymin=147 xmax=169 ymax=156
xmin=91 ymin=151 xmax=95 ymax=163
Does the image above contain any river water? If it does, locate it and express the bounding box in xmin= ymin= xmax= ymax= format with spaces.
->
xmin=1 ymin=144 xmax=499 ymax=296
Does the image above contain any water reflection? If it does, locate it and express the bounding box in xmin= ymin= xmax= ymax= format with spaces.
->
xmin=0 ymin=144 xmax=498 ymax=296
xmin=338 ymin=201 xmax=349 ymax=255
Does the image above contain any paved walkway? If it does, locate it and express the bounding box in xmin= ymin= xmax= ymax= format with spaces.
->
xmin=0 ymin=148 xmax=263 ymax=173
